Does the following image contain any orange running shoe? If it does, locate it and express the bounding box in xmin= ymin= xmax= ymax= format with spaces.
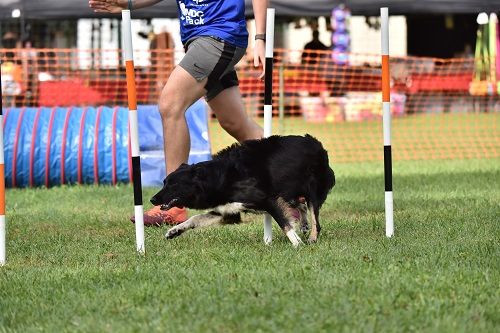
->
xmin=130 ymin=206 xmax=188 ymax=227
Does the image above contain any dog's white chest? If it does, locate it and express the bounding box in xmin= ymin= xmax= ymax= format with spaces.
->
xmin=213 ymin=202 xmax=246 ymax=215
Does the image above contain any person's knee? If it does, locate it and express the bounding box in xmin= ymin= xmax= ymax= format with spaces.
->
xmin=219 ymin=117 xmax=262 ymax=142
xmin=218 ymin=117 xmax=243 ymax=135
xmin=158 ymin=94 xmax=185 ymax=120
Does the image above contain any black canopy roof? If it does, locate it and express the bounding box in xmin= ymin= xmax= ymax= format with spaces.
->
xmin=0 ymin=0 xmax=499 ymax=19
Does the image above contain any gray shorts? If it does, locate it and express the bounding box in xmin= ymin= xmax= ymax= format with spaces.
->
xmin=179 ymin=36 xmax=246 ymax=101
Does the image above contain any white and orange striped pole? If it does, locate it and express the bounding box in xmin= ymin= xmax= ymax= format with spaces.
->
xmin=122 ymin=10 xmax=145 ymax=254
xmin=381 ymin=8 xmax=394 ymax=238
xmin=263 ymin=8 xmax=275 ymax=245
xmin=0 ymin=66 xmax=6 ymax=265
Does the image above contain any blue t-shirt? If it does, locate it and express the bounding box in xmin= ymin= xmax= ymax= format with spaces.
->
xmin=176 ymin=0 xmax=248 ymax=48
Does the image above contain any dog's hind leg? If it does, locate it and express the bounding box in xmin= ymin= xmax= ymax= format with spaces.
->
xmin=267 ymin=198 xmax=304 ymax=247
xmin=297 ymin=200 xmax=309 ymax=234
xmin=308 ymin=201 xmax=321 ymax=243
xmin=287 ymin=197 xmax=309 ymax=234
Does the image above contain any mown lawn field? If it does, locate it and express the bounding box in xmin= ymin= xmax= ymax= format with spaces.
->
xmin=210 ymin=112 xmax=499 ymax=162
xmin=1 ymin=158 xmax=498 ymax=332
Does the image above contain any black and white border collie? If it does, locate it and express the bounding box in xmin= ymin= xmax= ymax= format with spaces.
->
xmin=151 ymin=135 xmax=335 ymax=246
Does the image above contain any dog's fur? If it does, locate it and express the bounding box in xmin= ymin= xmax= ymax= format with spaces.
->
xmin=150 ymin=134 xmax=335 ymax=246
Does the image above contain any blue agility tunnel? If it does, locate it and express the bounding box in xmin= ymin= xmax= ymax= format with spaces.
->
xmin=3 ymin=100 xmax=211 ymax=188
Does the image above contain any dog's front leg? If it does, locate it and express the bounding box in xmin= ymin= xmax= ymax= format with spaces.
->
xmin=267 ymin=198 xmax=304 ymax=247
xmin=165 ymin=212 xmax=224 ymax=239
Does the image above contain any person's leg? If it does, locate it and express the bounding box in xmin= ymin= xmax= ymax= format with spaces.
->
xmin=131 ymin=66 xmax=206 ymax=225
xmin=208 ymin=85 xmax=263 ymax=142
xmin=131 ymin=66 xmax=207 ymax=226
xmin=158 ymin=66 xmax=207 ymax=174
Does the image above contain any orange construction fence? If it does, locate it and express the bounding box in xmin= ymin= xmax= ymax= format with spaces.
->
xmin=1 ymin=48 xmax=499 ymax=163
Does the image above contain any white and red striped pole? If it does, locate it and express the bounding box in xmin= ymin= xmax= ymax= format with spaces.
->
xmin=263 ymin=8 xmax=275 ymax=245
xmin=0 ymin=66 xmax=6 ymax=265
xmin=122 ymin=10 xmax=145 ymax=254
xmin=381 ymin=8 xmax=394 ymax=238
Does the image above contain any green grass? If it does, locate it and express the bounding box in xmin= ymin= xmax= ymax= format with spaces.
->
xmin=210 ymin=113 xmax=500 ymax=162
xmin=1 ymin=158 xmax=499 ymax=332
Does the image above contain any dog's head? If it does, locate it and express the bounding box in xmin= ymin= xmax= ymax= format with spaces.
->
xmin=150 ymin=163 xmax=207 ymax=210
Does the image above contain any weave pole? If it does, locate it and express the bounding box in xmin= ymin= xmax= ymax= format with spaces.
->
xmin=381 ymin=8 xmax=394 ymax=238
xmin=0 ymin=68 xmax=6 ymax=265
xmin=122 ymin=10 xmax=145 ymax=254
xmin=263 ymin=8 xmax=275 ymax=245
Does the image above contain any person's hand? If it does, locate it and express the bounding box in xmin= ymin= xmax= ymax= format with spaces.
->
xmin=253 ymin=39 xmax=266 ymax=80
xmin=89 ymin=0 xmax=127 ymax=13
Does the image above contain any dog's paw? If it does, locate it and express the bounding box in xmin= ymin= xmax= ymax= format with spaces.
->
xmin=165 ymin=226 xmax=183 ymax=239
xmin=307 ymin=237 xmax=318 ymax=244
xmin=300 ymin=223 xmax=310 ymax=234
